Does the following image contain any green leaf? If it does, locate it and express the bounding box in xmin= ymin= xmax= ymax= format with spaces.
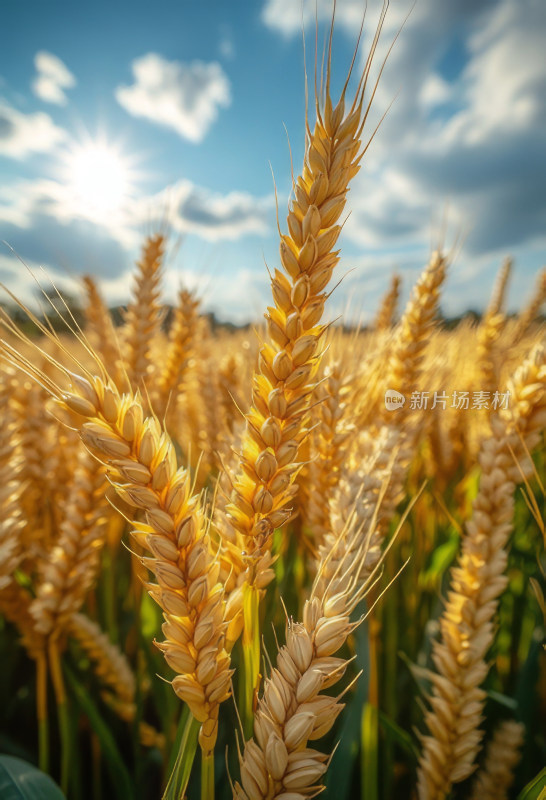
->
xmin=378 ymin=711 xmax=419 ymax=762
xmin=487 ymin=690 xmax=518 ymax=710
xmin=163 ymin=709 xmax=200 ymax=800
xmin=0 ymin=755 xmax=65 ymax=799
xmin=64 ymin=666 xmax=134 ymax=800
xmin=517 ymin=768 xmax=546 ymax=800
xmin=419 ymin=532 xmax=459 ymax=589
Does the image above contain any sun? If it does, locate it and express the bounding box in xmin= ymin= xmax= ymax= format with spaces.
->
xmin=62 ymin=138 xmax=136 ymax=222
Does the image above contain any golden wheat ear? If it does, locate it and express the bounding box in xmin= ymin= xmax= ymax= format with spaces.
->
xmin=223 ymin=0 xmax=399 ymax=605
xmin=122 ymin=233 xmax=166 ymax=389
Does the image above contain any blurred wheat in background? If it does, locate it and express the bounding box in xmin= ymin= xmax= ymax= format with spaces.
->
xmin=0 ymin=3 xmax=545 ymax=800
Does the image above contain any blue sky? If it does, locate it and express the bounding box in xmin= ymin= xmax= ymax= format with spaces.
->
xmin=1 ymin=0 xmax=545 ymax=324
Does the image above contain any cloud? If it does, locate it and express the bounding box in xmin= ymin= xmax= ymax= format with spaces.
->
xmin=263 ymin=0 xmax=546 ymax=270
xmin=116 ymin=54 xmax=231 ymax=142
xmin=0 ymin=180 xmax=133 ymax=281
xmin=0 ymin=101 xmax=66 ymax=159
xmin=261 ymin=0 xmax=366 ymax=37
xmin=0 ymin=170 xmax=274 ymax=317
xmin=32 ymin=51 xmax=76 ymax=105
xmin=139 ymin=179 xmax=273 ymax=241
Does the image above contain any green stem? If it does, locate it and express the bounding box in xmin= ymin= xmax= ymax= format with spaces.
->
xmin=163 ymin=709 xmax=200 ymax=800
xmin=240 ymin=583 xmax=261 ymax=739
xmin=360 ymin=702 xmax=378 ymax=800
xmin=36 ymin=651 xmax=49 ymax=774
xmin=48 ymin=639 xmax=71 ymax=795
xmin=201 ymin=750 xmax=214 ymax=800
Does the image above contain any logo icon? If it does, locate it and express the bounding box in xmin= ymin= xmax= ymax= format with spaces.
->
xmin=384 ymin=389 xmax=405 ymax=411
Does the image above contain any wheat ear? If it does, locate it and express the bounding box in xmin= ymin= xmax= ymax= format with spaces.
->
xmin=301 ymin=363 xmax=354 ymax=548
xmin=225 ymin=11 xmax=389 ymax=589
xmin=477 ymin=257 xmax=512 ymax=396
xmin=0 ymin=579 xmax=44 ymax=660
xmin=380 ymin=251 xmax=448 ymax=423
xmin=514 ymin=266 xmax=546 ymax=342
xmin=30 ymin=447 xmax=109 ymax=637
xmin=68 ymin=613 xmax=164 ymax=749
xmin=374 ymin=273 xmax=401 ymax=331
xmin=469 ymin=720 xmax=524 ymax=800
xmin=234 ymin=509 xmax=382 ymax=799
xmin=0 ymin=363 xmax=24 ymax=588
xmin=122 ymin=233 xmax=165 ymax=389
xmin=317 ymin=423 xmax=404 ymax=599
xmin=12 ymin=375 xmax=56 ymax=558
xmin=82 ymin=275 xmax=123 ymax=386
xmin=154 ymin=287 xmax=200 ymax=420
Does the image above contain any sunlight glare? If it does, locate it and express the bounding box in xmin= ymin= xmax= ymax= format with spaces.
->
xmin=66 ymin=142 xmax=132 ymax=219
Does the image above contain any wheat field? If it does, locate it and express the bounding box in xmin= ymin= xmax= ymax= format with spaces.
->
xmin=0 ymin=10 xmax=545 ymax=800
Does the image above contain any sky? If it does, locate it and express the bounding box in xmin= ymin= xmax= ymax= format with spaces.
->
xmin=0 ymin=0 xmax=545 ymax=325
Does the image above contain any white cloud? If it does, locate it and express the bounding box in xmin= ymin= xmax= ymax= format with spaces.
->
xmin=139 ymin=179 xmax=273 ymax=241
xmin=268 ymin=0 xmax=546 ymax=265
xmin=0 ymin=101 xmax=66 ymax=159
xmin=261 ymin=0 xmax=366 ymax=37
xmin=116 ymin=54 xmax=231 ymax=142
xmin=32 ymin=51 xmax=76 ymax=105
xmin=419 ymin=74 xmax=451 ymax=109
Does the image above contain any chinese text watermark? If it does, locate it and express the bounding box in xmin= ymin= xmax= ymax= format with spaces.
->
xmin=384 ymin=390 xmax=510 ymax=412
